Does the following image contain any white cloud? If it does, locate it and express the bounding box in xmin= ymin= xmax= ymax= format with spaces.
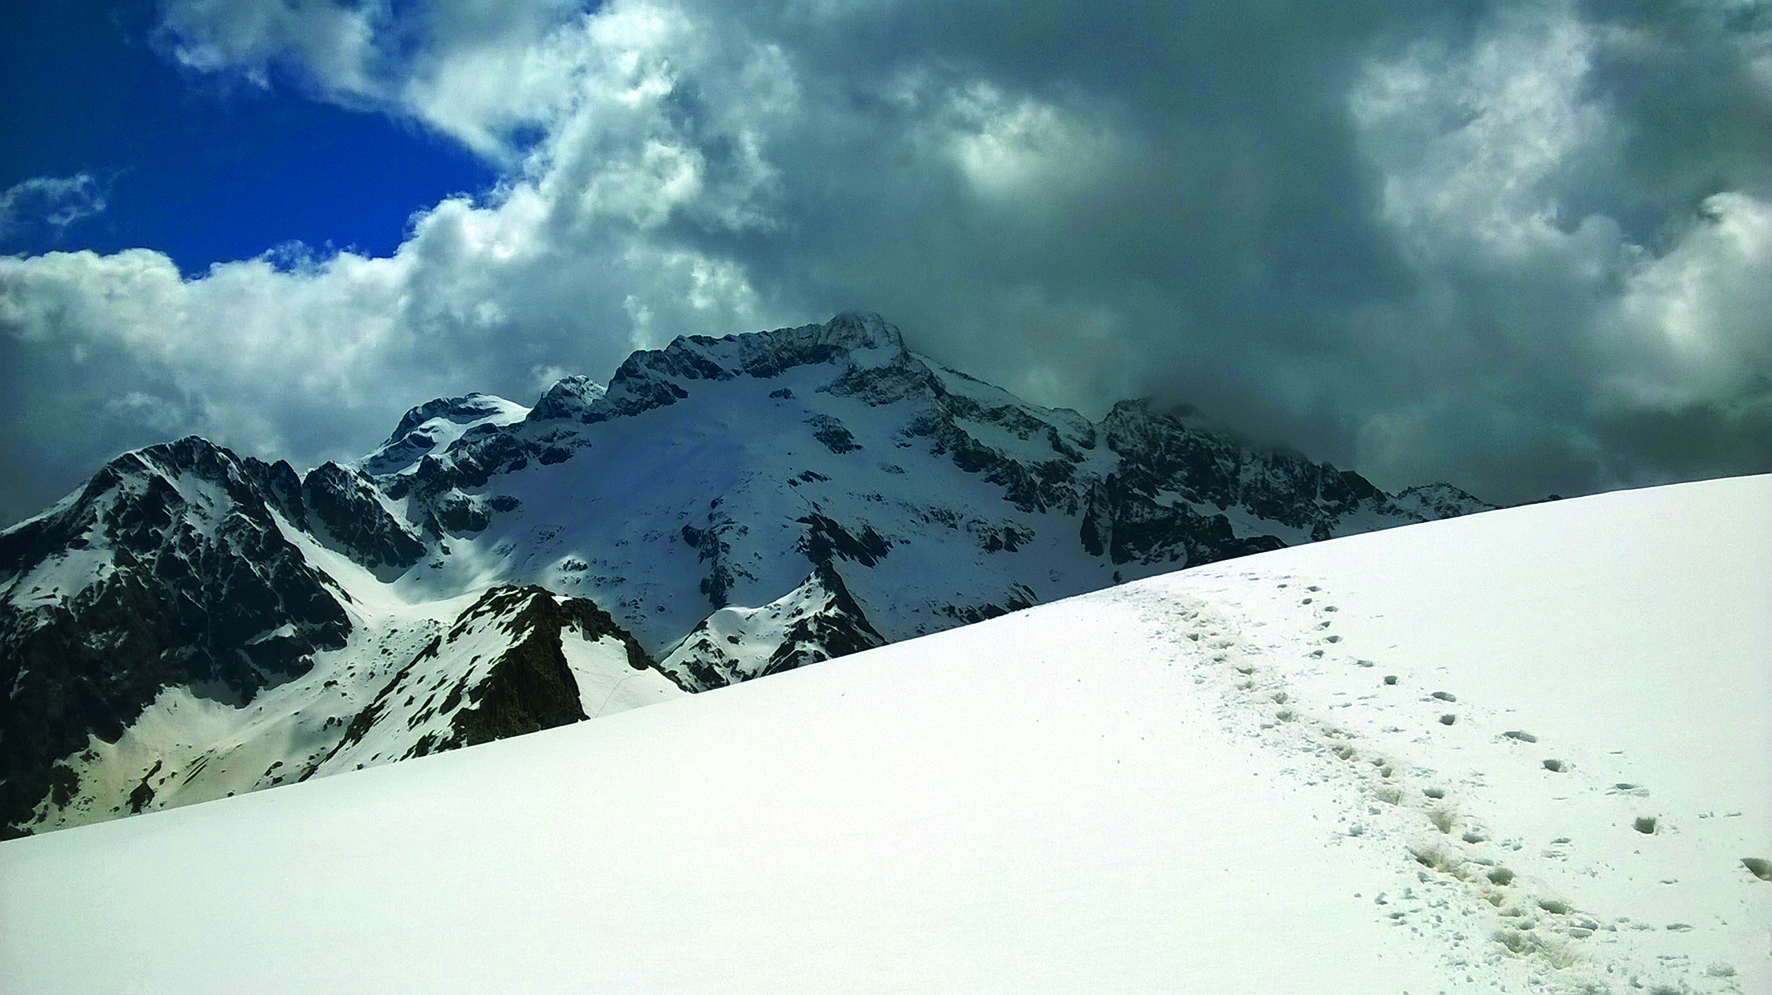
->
xmin=1605 ymin=191 xmax=1772 ymax=408
xmin=1 ymin=0 xmax=794 ymax=461
xmin=1353 ymin=10 xmax=1611 ymax=257
xmin=158 ymin=0 xmax=381 ymax=96
xmin=0 ymin=173 xmax=108 ymax=240
xmin=943 ymin=83 xmax=1115 ymax=202
xmin=1344 ymin=2 xmax=1771 ymax=492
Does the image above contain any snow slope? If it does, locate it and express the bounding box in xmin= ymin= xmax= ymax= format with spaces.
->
xmin=2 ymin=475 xmax=1764 ymax=994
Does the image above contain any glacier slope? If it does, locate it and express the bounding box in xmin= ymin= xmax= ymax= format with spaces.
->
xmin=1 ymin=475 xmax=1766 ymax=993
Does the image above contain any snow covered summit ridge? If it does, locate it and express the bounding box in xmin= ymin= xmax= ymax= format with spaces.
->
xmin=1 ymin=311 xmax=1494 ymax=837
xmin=359 ymin=392 xmax=530 ymax=478
xmin=513 ymin=310 xmax=907 ymax=429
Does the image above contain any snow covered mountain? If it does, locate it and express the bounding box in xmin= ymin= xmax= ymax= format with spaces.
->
xmin=0 ymin=312 xmax=1494 ymax=837
xmin=3 ymin=475 xmax=1762 ymax=995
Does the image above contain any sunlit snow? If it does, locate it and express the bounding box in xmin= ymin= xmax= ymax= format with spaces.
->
xmin=2 ymin=475 xmax=1764 ymax=995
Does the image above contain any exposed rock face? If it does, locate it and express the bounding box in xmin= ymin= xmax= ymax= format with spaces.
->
xmin=312 ymin=586 xmax=676 ymax=772
xmin=1080 ymin=474 xmax=1288 ymax=566
xmin=527 ymin=376 xmax=608 ymax=422
xmin=1099 ymin=400 xmax=1393 ymax=543
xmin=0 ymin=438 xmax=351 ymax=833
xmin=661 ymin=563 xmax=886 ymax=690
xmin=2 ymin=312 xmax=1499 ymax=836
xmin=301 ymin=462 xmax=427 ymax=569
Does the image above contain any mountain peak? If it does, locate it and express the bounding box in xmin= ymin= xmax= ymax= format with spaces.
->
xmin=385 ymin=393 xmax=526 ymax=448
xmin=652 ymin=311 xmax=907 ymax=376
xmin=1392 ymin=482 xmax=1498 ymax=520
xmin=529 ymin=376 xmax=608 ymax=421
xmin=362 ymin=393 xmax=529 ymax=477
xmin=816 ymin=311 xmax=903 ymax=352
xmin=1102 ymin=397 xmax=1221 ymax=436
xmin=558 ymin=312 xmax=912 ymax=425
xmin=4 ymin=310 xmax=1508 ymax=841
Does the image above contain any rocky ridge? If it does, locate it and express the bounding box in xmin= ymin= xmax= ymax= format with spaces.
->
xmin=0 ymin=312 xmax=1494 ymax=836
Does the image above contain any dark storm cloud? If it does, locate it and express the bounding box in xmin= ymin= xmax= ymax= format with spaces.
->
xmin=677 ymin=0 xmax=1771 ymax=501
xmin=1593 ymin=387 xmax=1772 ymax=488
xmin=1578 ymin=0 xmax=1772 ymax=205
xmin=2 ymin=0 xmax=1768 ymax=526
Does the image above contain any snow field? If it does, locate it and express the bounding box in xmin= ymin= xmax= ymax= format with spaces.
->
xmin=1130 ymin=474 xmax=1770 ymax=993
xmin=2 ymin=474 xmax=1766 ymax=994
xmin=0 ymin=594 xmax=1500 ymax=994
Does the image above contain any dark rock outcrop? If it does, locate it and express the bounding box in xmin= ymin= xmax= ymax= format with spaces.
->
xmin=0 ymin=438 xmax=350 ymax=837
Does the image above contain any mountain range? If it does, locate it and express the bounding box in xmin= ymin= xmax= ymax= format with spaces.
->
xmin=0 ymin=312 xmax=1493 ymax=837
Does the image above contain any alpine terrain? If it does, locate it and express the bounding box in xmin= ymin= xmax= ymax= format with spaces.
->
xmin=0 ymin=313 xmax=1494 ymax=837
xmin=2 ymin=475 xmax=1764 ymax=995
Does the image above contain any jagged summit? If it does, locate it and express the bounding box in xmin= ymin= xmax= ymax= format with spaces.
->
xmin=820 ymin=310 xmax=904 ymax=349
xmin=2 ymin=311 xmax=1501 ymax=838
xmin=545 ymin=312 xmax=911 ymax=426
xmin=385 ymin=393 xmax=521 ymax=445
xmin=360 ymin=393 xmax=529 ymax=477
xmin=645 ymin=311 xmax=905 ymax=370
xmin=0 ymin=435 xmax=303 ymax=588
xmin=1391 ymin=482 xmax=1497 ymax=520
xmin=527 ymin=376 xmax=607 ymax=422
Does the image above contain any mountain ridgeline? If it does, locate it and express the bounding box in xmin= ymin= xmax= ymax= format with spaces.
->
xmin=0 ymin=313 xmax=1493 ymax=836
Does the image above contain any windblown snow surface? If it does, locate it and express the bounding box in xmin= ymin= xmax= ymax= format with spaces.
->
xmin=2 ymin=475 xmax=1766 ymax=994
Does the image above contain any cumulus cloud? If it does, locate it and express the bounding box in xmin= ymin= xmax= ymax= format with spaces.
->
xmin=157 ymin=0 xmax=381 ymax=95
xmin=1335 ymin=2 xmax=1772 ymax=496
xmin=2 ymin=0 xmax=1768 ymax=524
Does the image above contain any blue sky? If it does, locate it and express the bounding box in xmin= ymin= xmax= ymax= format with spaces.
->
xmin=0 ymin=2 xmax=493 ymax=272
xmin=1 ymin=0 xmax=1768 ymax=527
